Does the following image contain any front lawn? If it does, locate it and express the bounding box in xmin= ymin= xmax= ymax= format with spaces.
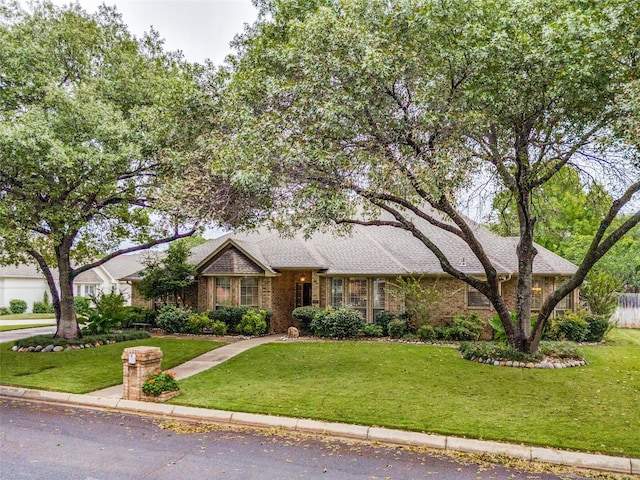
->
xmin=0 ymin=313 xmax=56 ymax=320
xmin=173 ymin=329 xmax=640 ymax=458
xmin=0 ymin=324 xmax=52 ymax=332
xmin=0 ymin=338 xmax=223 ymax=393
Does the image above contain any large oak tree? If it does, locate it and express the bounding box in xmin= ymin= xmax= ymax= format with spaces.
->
xmin=0 ymin=2 xmax=235 ymax=339
xmin=212 ymin=0 xmax=640 ymax=353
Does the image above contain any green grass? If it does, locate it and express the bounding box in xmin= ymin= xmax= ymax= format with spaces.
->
xmin=0 ymin=338 xmax=223 ymax=394
xmin=173 ymin=329 xmax=640 ymax=458
xmin=0 ymin=324 xmax=52 ymax=332
xmin=0 ymin=313 xmax=55 ymax=320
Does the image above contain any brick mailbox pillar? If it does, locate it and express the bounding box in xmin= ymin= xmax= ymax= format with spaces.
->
xmin=121 ymin=346 xmax=163 ymax=401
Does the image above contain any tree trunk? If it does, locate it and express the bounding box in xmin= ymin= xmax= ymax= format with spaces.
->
xmin=54 ymin=241 xmax=81 ymax=340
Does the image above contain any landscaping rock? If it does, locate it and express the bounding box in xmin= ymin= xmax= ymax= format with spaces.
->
xmin=34 ymin=345 xmax=43 ymax=352
xmin=43 ymin=345 xmax=54 ymax=352
xmin=53 ymin=346 xmax=64 ymax=352
xmin=525 ymin=362 xmax=535 ymax=368
xmin=287 ymin=327 xmax=300 ymax=338
xmin=11 ymin=345 xmax=18 ymax=351
xmin=505 ymin=361 xmax=512 ymax=367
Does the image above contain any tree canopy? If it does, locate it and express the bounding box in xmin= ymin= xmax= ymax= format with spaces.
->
xmin=0 ymin=2 xmax=230 ymax=338
xmin=210 ymin=0 xmax=640 ymax=353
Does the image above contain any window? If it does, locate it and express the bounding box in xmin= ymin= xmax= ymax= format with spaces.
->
xmin=75 ymin=284 xmax=96 ymax=297
xmin=331 ymin=278 xmax=343 ymax=308
xmin=467 ymin=285 xmax=490 ymax=308
xmin=349 ymin=278 xmax=368 ymax=320
xmin=532 ymin=278 xmax=544 ymax=309
xmin=215 ymin=277 xmax=232 ymax=307
xmin=240 ymin=277 xmax=259 ymax=307
xmin=372 ymin=278 xmax=386 ymax=322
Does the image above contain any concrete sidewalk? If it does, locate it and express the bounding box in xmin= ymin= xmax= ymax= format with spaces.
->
xmin=0 ymin=325 xmax=56 ymax=342
xmin=90 ymin=334 xmax=281 ymax=398
xmin=1 ymin=333 xmax=638 ymax=475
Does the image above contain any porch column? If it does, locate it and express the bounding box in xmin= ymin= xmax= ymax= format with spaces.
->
xmin=312 ymin=271 xmax=320 ymax=306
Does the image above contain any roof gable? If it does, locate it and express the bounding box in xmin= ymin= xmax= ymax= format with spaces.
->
xmin=199 ymin=246 xmax=265 ymax=275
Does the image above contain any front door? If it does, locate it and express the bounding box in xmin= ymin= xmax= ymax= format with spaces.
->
xmin=295 ymin=282 xmax=312 ymax=307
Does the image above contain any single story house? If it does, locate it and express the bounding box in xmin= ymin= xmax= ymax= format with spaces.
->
xmin=0 ymin=253 xmax=148 ymax=313
xmin=127 ymin=216 xmax=579 ymax=333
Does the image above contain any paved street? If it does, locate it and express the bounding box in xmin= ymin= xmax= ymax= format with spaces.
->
xmin=0 ymin=399 xmax=588 ymax=480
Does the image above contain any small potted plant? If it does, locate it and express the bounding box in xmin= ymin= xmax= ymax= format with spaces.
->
xmin=141 ymin=369 xmax=180 ymax=402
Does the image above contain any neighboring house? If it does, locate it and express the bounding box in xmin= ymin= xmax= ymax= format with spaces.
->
xmin=127 ymin=215 xmax=579 ymax=333
xmin=0 ymin=253 xmax=148 ymax=313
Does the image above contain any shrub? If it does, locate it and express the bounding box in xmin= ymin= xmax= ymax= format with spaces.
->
xmin=581 ymin=270 xmax=622 ymax=317
xmin=142 ymin=370 xmax=179 ymax=396
xmin=434 ymin=326 xmax=450 ymax=340
xmin=555 ymin=312 xmax=589 ymax=342
xmin=186 ymin=312 xmax=213 ymax=334
xmin=417 ymin=324 xmax=436 ymax=342
xmin=362 ymin=323 xmax=384 ymax=337
xmin=0 ymin=307 xmax=10 ymax=315
xmin=310 ymin=308 xmax=364 ymax=338
xmin=459 ymin=341 xmax=543 ymax=363
xmin=157 ymin=305 xmax=191 ymax=333
xmin=9 ymin=299 xmax=27 ymax=314
xmin=32 ymin=301 xmax=53 ymax=314
xmin=374 ymin=310 xmax=397 ymax=336
xmin=208 ymin=306 xmax=251 ymax=331
xmin=310 ymin=309 xmax=332 ymax=337
xmin=387 ymin=319 xmax=408 ymax=339
xmin=14 ymin=330 xmax=150 ymax=348
xmin=33 ymin=292 xmax=54 ymax=313
xmin=209 ymin=320 xmax=228 ymax=336
xmin=584 ymin=315 xmax=613 ymax=342
xmin=81 ymin=292 xmax=127 ymax=335
xmin=292 ymin=306 xmax=320 ymax=333
xmin=538 ymin=341 xmax=584 ymax=360
xmin=448 ymin=313 xmax=484 ymax=341
xmin=237 ymin=309 xmax=268 ymax=336
xmin=74 ymin=296 xmax=91 ymax=316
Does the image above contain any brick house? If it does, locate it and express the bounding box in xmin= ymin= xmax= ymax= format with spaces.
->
xmin=127 ymin=217 xmax=579 ymax=333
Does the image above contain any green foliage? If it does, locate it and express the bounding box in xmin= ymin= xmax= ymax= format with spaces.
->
xmin=554 ymin=312 xmax=589 ymax=343
xmin=387 ymin=319 xmax=408 ymax=339
xmin=80 ymin=292 xmax=127 ymax=335
xmin=0 ymin=2 xmax=215 ymax=339
xmin=237 ymin=309 xmax=268 ymax=336
xmin=584 ymin=315 xmax=614 ymax=343
xmin=447 ymin=314 xmax=484 ymax=341
xmin=362 ymin=323 xmax=384 ymax=337
xmin=388 ymin=277 xmax=440 ymax=331
xmin=214 ymin=0 xmax=640 ymax=354
xmin=9 ymin=299 xmax=27 ymax=314
xmin=157 ymin=306 xmax=191 ymax=334
xmin=185 ymin=312 xmax=213 ymax=334
xmin=310 ymin=308 xmax=364 ymax=338
xmin=142 ymin=370 xmax=180 ymax=396
xmin=0 ymin=307 xmax=10 ymax=315
xmin=581 ymin=270 xmax=622 ymax=318
xmin=73 ymin=297 xmax=91 ymax=316
xmin=292 ymin=306 xmax=320 ymax=333
xmin=32 ymin=301 xmax=54 ymax=314
xmin=14 ymin=330 xmax=151 ymax=349
xmin=374 ymin=311 xmax=397 ymax=336
xmin=459 ymin=341 xmax=584 ymax=363
xmin=309 ymin=309 xmax=332 ymax=337
xmin=33 ymin=292 xmax=54 ymax=314
xmin=137 ymin=242 xmax=196 ymax=307
xmin=209 ymin=320 xmax=228 ymax=336
xmin=208 ymin=306 xmax=252 ymax=332
xmin=417 ymin=324 xmax=436 ymax=342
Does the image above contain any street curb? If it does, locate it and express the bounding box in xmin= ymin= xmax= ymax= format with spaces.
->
xmin=1 ymin=385 xmax=637 ymax=475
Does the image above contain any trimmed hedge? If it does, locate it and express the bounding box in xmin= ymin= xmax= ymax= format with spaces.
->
xmin=14 ymin=330 xmax=151 ymax=349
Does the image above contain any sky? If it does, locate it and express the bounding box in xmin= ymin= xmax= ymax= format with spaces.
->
xmin=47 ymin=0 xmax=259 ymax=65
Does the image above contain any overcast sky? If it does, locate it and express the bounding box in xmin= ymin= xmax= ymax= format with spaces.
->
xmin=47 ymin=0 xmax=259 ymax=65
